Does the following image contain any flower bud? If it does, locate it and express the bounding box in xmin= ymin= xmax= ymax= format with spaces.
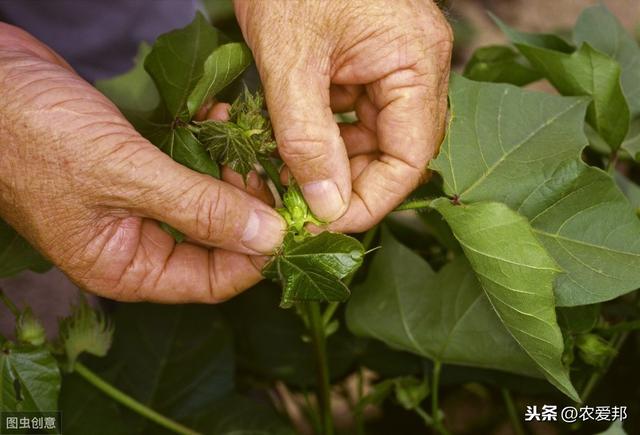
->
xmin=58 ymin=298 xmax=114 ymax=370
xmin=16 ymin=308 xmax=46 ymax=347
xmin=576 ymin=333 xmax=616 ymax=368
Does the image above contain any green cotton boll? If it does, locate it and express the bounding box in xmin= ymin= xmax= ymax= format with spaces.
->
xmin=280 ymin=183 xmax=324 ymax=238
xmin=576 ymin=333 xmax=617 ymax=368
xmin=16 ymin=308 xmax=46 ymax=347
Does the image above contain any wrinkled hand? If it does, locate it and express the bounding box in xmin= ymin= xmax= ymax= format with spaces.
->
xmin=235 ymin=0 xmax=452 ymax=232
xmin=0 ymin=24 xmax=285 ymax=303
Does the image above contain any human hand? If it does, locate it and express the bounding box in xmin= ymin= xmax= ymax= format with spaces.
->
xmin=0 ymin=24 xmax=285 ymax=303
xmin=234 ymin=0 xmax=452 ymax=232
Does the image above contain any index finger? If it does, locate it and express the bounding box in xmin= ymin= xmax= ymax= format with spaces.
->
xmin=330 ymin=38 xmax=452 ymax=233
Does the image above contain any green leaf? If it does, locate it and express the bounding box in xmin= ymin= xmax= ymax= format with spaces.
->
xmin=358 ymin=340 xmax=423 ymax=378
xmin=621 ymin=118 xmax=640 ymax=161
xmin=95 ymin=42 xmax=159 ymax=113
xmin=101 ymin=304 xmax=234 ymax=427
xmin=97 ymin=28 xmax=220 ymax=179
xmin=516 ymin=161 xmax=640 ymax=306
xmin=431 ymin=75 xmax=589 ymax=205
xmin=495 ymin=16 xmax=630 ymax=149
xmin=263 ymin=232 xmax=364 ymax=308
xmin=491 ymin=13 xmax=574 ymax=53
xmin=519 ymin=43 xmax=628 ymax=150
xmin=123 ymin=104 xmax=220 ymax=179
xmin=156 ymin=126 xmax=219 ymax=178
xmin=557 ymin=304 xmax=600 ymax=335
xmin=574 ymin=4 xmax=640 ymax=116
xmin=615 ymin=171 xmax=640 ymax=210
xmin=187 ymin=42 xmax=253 ymax=117
xmin=346 ymin=227 xmax=542 ymax=379
xmin=0 ymin=343 xmax=61 ymax=412
xmin=463 ymin=45 xmax=542 ymax=86
xmin=176 ymin=394 xmax=295 ymax=435
xmin=144 ymin=12 xmax=219 ymax=119
xmin=431 ymin=77 xmax=640 ymax=306
xmin=221 ymin=283 xmax=363 ymax=387
xmin=0 ymin=219 xmax=50 ymax=278
xmin=431 ymin=199 xmax=578 ymax=401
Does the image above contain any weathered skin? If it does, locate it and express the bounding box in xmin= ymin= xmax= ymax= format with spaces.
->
xmin=0 ymin=0 xmax=452 ymax=303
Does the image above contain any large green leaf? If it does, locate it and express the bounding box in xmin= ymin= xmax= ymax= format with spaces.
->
xmin=496 ymin=14 xmax=629 ymax=150
xmin=171 ymin=394 xmax=295 ymax=435
xmin=187 ymin=42 xmax=253 ymax=117
xmin=0 ymin=219 xmax=50 ymax=278
xmin=516 ymin=161 xmax=640 ymax=306
xmin=489 ymin=13 xmax=574 ymax=53
xmin=222 ymin=283 xmax=363 ymax=387
xmin=144 ymin=12 xmax=219 ymax=119
xmin=263 ymin=232 xmax=364 ymax=307
xmin=463 ymin=45 xmax=541 ymax=86
xmin=102 ymin=304 xmax=234 ymax=428
xmin=357 ymin=340 xmax=423 ymax=379
xmin=574 ymin=4 xmax=640 ymax=117
xmin=346 ymin=227 xmax=541 ymax=379
xmin=431 ymin=199 xmax=578 ymax=401
xmin=557 ymin=304 xmax=600 ymax=335
xmin=0 ymin=343 xmax=60 ymax=412
xmin=513 ymin=41 xmax=629 ymax=150
xmin=95 ymin=42 xmax=159 ymax=114
xmin=615 ymin=171 xmax=640 ymax=211
xmin=431 ymin=77 xmax=640 ymax=306
xmin=431 ymin=75 xmax=589 ymax=206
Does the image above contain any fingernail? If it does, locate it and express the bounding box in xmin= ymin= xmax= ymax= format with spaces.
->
xmin=242 ymin=209 xmax=286 ymax=254
xmin=301 ymin=179 xmax=347 ymax=221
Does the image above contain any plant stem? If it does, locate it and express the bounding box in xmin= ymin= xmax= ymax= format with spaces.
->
xmin=257 ymin=155 xmax=285 ymax=197
xmin=414 ymin=406 xmax=434 ymax=426
xmin=501 ymin=388 xmax=526 ymax=435
xmin=606 ymin=151 xmax=618 ymax=173
xmin=431 ymin=361 xmax=450 ymax=435
xmin=322 ymin=302 xmax=339 ymax=326
xmin=597 ymin=319 xmax=640 ymax=335
xmin=0 ymin=288 xmax=19 ymax=317
xmin=305 ymin=302 xmax=334 ymax=435
xmin=75 ymin=362 xmax=200 ymax=435
xmin=580 ymin=331 xmax=629 ymax=403
xmin=394 ymin=198 xmax=435 ymax=212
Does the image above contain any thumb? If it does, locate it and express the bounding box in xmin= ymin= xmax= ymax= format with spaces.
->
xmin=263 ymin=66 xmax=352 ymax=222
xmin=122 ymin=150 xmax=286 ymax=255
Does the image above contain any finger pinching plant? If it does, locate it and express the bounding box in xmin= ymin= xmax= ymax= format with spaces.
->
xmin=2 ymin=5 xmax=640 ymax=435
